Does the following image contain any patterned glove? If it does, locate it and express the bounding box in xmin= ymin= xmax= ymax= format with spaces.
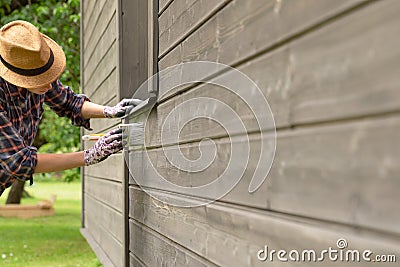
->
xmin=84 ymin=129 xmax=124 ymax=166
xmin=103 ymin=99 xmax=143 ymax=118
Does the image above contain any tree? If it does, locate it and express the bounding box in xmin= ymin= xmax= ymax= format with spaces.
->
xmin=1 ymin=0 xmax=81 ymax=203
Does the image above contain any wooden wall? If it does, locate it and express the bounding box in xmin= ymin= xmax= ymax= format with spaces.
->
xmin=129 ymin=0 xmax=400 ymax=266
xmin=82 ymin=0 xmax=400 ymax=266
xmin=81 ymin=0 xmax=125 ymax=266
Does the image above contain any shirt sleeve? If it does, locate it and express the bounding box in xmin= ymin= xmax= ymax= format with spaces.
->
xmin=0 ymin=106 xmax=38 ymax=192
xmin=44 ymin=80 xmax=92 ymax=130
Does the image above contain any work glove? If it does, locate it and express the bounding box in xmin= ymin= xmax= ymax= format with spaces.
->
xmin=84 ymin=128 xmax=124 ymax=166
xmin=103 ymin=99 xmax=143 ymax=118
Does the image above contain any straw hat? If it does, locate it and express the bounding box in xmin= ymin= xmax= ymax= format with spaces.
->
xmin=0 ymin=20 xmax=66 ymax=89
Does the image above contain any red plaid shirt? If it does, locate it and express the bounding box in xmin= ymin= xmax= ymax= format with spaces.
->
xmin=0 ymin=77 xmax=91 ymax=195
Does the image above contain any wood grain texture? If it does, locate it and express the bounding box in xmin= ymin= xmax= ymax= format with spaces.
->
xmin=84 ymin=41 xmax=118 ymax=94
xmin=84 ymin=12 xmax=117 ymax=78
xmin=130 ymin=253 xmax=147 ymax=267
xmin=130 ymin=220 xmax=217 ymax=266
xmin=84 ymin=153 xmax=124 ymax=182
xmin=85 ymin=209 xmax=123 ymax=267
xmin=83 ymin=0 xmax=105 ymax=33
xmin=158 ymin=0 xmax=366 ymax=100
xmin=158 ymin=0 xmax=229 ymax=57
xmin=84 ymin=0 xmax=116 ymax=55
xmin=158 ymin=0 xmax=173 ymax=15
xmin=85 ymin=193 xmax=124 ymax=242
xmin=84 ymin=175 xmax=123 ymax=212
xmin=82 ymin=0 xmax=96 ymax=31
xmin=128 ymin=115 xmax=400 ymax=234
xmin=129 ymin=186 xmax=400 ymax=267
xmin=149 ymin=0 xmax=400 ymax=147
xmin=120 ymin=0 xmax=149 ymax=99
xmin=87 ymin=68 xmax=118 ymax=104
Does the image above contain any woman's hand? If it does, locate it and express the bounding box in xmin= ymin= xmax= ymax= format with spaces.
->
xmin=84 ymin=128 xmax=124 ymax=166
xmin=103 ymin=99 xmax=143 ymax=118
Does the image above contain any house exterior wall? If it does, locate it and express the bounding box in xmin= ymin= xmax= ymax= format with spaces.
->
xmin=82 ymin=0 xmax=400 ymax=266
xmin=81 ymin=0 xmax=125 ymax=266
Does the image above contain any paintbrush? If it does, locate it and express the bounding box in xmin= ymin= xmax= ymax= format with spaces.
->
xmin=119 ymin=122 xmax=144 ymax=148
xmin=81 ymin=134 xmax=105 ymax=141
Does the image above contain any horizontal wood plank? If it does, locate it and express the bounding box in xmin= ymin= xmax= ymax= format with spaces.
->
xmin=84 ymin=41 xmax=118 ymax=95
xmin=158 ymin=0 xmax=366 ymax=100
xmin=83 ymin=0 xmax=105 ymax=33
xmin=129 ymin=186 xmax=400 ymax=267
xmin=84 ymin=0 xmax=116 ymax=55
xmin=84 ymin=153 xmax=124 ymax=182
xmin=84 ymin=175 xmax=123 ymax=212
xmin=87 ymin=68 xmax=118 ymax=104
xmin=128 ymin=115 xmax=400 ymax=234
xmin=85 ymin=193 xmax=123 ymax=242
xmin=149 ymin=0 xmax=400 ymax=148
xmin=84 ymin=13 xmax=117 ymax=81
xmin=83 ymin=115 xmax=121 ymax=136
xmin=159 ymin=0 xmax=173 ymax=15
xmin=84 ymin=209 xmax=123 ymax=267
xmin=130 ymin=253 xmax=147 ymax=267
xmin=130 ymin=220 xmax=217 ymax=266
xmin=158 ymin=0 xmax=229 ymax=57
xmin=83 ymin=0 xmax=107 ymax=46
xmin=82 ymin=0 xmax=96 ymax=31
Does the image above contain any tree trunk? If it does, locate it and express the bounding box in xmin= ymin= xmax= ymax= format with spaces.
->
xmin=6 ymin=179 xmax=25 ymax=204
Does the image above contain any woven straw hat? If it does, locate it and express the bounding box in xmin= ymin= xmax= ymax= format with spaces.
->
xmin=0 ymin=20 xmax=66 ymax=89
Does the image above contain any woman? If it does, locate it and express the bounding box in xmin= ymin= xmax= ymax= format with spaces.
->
xmin=0 ymin=20 xmax=140 ymax=196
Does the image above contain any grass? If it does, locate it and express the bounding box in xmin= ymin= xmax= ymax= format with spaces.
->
xmin=0 ymin=180 xmax=102 ymax=267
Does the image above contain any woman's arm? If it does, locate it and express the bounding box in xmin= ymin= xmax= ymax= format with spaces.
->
xmin=81 ymin=99 xmax=143 ymax=119
xmin=81 ymin=101 xmax=106 ymax=119
xmin=34 ymin=152 xmax=85 ymax=173
xmin=34 ymin=128 xmax=124 ymax=173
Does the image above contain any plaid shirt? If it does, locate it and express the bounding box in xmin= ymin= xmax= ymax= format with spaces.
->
xmin=0 ymin=77 xmax=91 ymax=196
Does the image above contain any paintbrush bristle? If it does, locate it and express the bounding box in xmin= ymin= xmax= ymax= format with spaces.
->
xmin=120 ymin=122 xmax=145 ymax=148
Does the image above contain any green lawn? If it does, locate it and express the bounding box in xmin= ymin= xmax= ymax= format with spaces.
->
xmin=0 ymin=180 xmax=102 ymax=267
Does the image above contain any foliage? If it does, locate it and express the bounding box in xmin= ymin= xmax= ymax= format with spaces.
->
xmin=1 ymin=0 xmax=81 ymax=181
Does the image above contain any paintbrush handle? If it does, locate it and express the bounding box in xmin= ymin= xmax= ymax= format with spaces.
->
xmin=82 ymin=134 xmax=105 ymax=141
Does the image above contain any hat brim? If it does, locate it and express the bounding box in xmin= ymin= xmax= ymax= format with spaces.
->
xmin=0 ymin=33 xmax=66 ymax=89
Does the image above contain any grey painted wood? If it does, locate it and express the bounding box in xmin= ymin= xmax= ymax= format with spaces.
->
xmin=130 ymin=220 xmax=217 ymax=266
xmin=128 ymin=115 xmax=400 ymax=234
xmin=87 ymin=68 xmax=117 ymax=104
xmin=83 ymin=0 xmax=105 ymax=36
xmin=82 ymin=0 xmax=96 ymax=32
xmin=148 ymin=0 xmax=400 ymax=148
xmin=84 ymin=12 xmax=117 ymax=80
xmin=84 ymin=0 xmax=107 ymax=56
xmin=84 ymin=118 xmax=120 ymax=137
xmin=130 ymin=253 xmax=147 ymax=267
xmin=159 ymin=0 xmax=173 ymax=15
xmin=85 ymin=210 xmax=123 ymax=267
xmin=84 ymin=154 xmax=124 ymax=182
xmin=119 ymin=0 xmax=149 ymax=99
xmin=158 ymin=0 xmax=229 ymax=57
xmin=289 ymin=0 xmax=400 ymax=124
xmin=84 ymin=41 xmax=118 ymax=94
xmin=85 ymin=193 xmax=124 ymax=242
xmin=158 ymin=0 xmax=367 ymax=101
xmin=81 ymin=228 xmax=116 ymax=267
xmin=83 ymin=0 xmax=113 ymax=54
xmin=129 ymin=186 xmax=400 ymax=267
xmin=84 ymin=175 xmax=123 ymax=212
